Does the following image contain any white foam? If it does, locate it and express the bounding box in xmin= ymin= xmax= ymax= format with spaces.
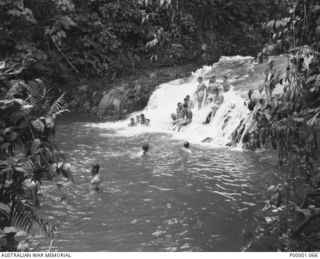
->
xmin=86 ymin=56 xmax=259 ymax=147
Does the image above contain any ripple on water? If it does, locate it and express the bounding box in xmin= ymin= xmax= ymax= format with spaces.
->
xmin=36 ymin=123 xmax=280 ymax=251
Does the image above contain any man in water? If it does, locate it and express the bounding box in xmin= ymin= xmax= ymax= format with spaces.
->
xmin=140 ymin=114 xmax=146 ymax=125
xmin=128 ymin=117 xmax=137 ymax=127
xmin=182 ymin=141 xmax=192 ymax=153
xmin=136 ymin=115 xmax=140 ymax=125
xmin=145 ymin=119 xmax=151 ymax=126
xmin=90 ymin=163 xmax=102 ymax=192
xmin=195 ymin=77 xmax=207 ymax=109
xmin=222 ymin=76 xmax=231 ymax=92
xmin=140 ymin=144 xmax=149 ymax=156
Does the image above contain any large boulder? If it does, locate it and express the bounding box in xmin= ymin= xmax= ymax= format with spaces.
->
xmin=97 ymin=82 xmax=151 ymax=120
xmin=97 ymin=86 xmax=127 ymax=120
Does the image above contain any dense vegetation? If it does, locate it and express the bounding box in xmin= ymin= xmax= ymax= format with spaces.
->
xmin=0 ymin=0 xmax=287 ymax=90
xmin=0 ymin=59 xmax=71 ymax=251
xmin=237 ymin=0 xmax=320 ymax=251
xmin=2 ymin=0 xmax=320 ymax=253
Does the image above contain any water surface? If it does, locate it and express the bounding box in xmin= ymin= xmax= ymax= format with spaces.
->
xmin=34 ymin=119 xmax=278 ymax=252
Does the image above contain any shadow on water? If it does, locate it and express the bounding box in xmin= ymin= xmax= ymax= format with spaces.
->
xmin=33 ymin=120 xmax=279 ymax=252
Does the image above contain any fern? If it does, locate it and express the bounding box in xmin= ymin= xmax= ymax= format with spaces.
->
xmin=0 ymin=199 xmax=57 ymax=238
xmin=46 ymin=92 xmax=70 ymax=118
xmin=10 ymin=199 xmax=57 ymax=238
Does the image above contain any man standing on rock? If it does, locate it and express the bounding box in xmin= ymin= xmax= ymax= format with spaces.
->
xmin=195 ymin=77 xmax=207 ymax=109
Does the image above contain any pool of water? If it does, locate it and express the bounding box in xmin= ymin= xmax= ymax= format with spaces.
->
xmin=33 ymin=119 xmax=279 ymax=252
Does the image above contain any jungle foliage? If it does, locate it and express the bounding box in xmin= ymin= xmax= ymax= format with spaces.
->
xmin=0 ymin=0 xmax=286 ymax=87
xmin=0 ymin=59 xmax=70 ymax=251
xmin=239 ymin=0 xmax=320 ymax=251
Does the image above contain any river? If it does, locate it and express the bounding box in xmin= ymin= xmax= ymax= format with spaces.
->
xmin=32 ymin=56 xmax=286 ymax=251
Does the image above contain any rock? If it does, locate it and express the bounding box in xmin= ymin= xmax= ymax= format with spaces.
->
xmin=97 ymin=88 xmax=126 ymax=120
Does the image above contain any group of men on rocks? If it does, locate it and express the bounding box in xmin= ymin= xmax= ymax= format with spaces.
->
xmin=171 ymin=75 xmax=231 ymax=131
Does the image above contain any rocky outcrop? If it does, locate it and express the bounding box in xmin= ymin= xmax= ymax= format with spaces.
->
xmin=69 ymin=63 xmax=197 ymax=120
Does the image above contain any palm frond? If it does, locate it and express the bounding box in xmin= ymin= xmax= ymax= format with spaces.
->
xmin=11 ymin=199 xmax=57 ymax=238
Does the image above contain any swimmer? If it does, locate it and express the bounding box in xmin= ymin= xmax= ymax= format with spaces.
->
xmin=140 ymin=114 xmax=146 ymax=125
xmin=139 ymin=144 xmax=149 ymax=157
xmin=128 ymin=117 xmax=137 ymax=127
xmin=182 ymin=141 xmax=192 ymax=153
xmin=145 ymin=119 xmax=150 ymax=126
xmin=90 ymin=163 xmax=102 ymax=192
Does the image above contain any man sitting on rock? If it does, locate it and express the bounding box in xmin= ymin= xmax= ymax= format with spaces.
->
xmin=204 ymin=87 xmax=224 ymax=124
xmin=171 ymin=102 xmax=185 ymax=125
xmin=206 ymin=76 xmax=222 ymax=104
xmin=173 ymin=103 xmax=193 ymax=131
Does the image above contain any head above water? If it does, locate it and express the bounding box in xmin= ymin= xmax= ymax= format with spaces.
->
xmin=184 ymin=141 xmax=190 ymax=148
xmin=177 ymin=102 xmax=182 ymax=108
xmin=91 ymin=163 xmax=100 ymax=175
xmin=186 ymin=95 xmax=190 ymax=100
xmin=142 ymin=144 xmax=149 ymax=151
xmin=130 ymin=117 xmax=135 ymax=122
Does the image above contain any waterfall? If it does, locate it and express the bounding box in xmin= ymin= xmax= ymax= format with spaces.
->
xmin=90 ymin=55 xmax=288 ymax=147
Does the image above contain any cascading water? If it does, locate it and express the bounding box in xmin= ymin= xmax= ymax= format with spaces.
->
xmin=47 ymin=55 xmax=291 ymax=252
xmin=91 ymin=55 xmax=287 ymax=147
